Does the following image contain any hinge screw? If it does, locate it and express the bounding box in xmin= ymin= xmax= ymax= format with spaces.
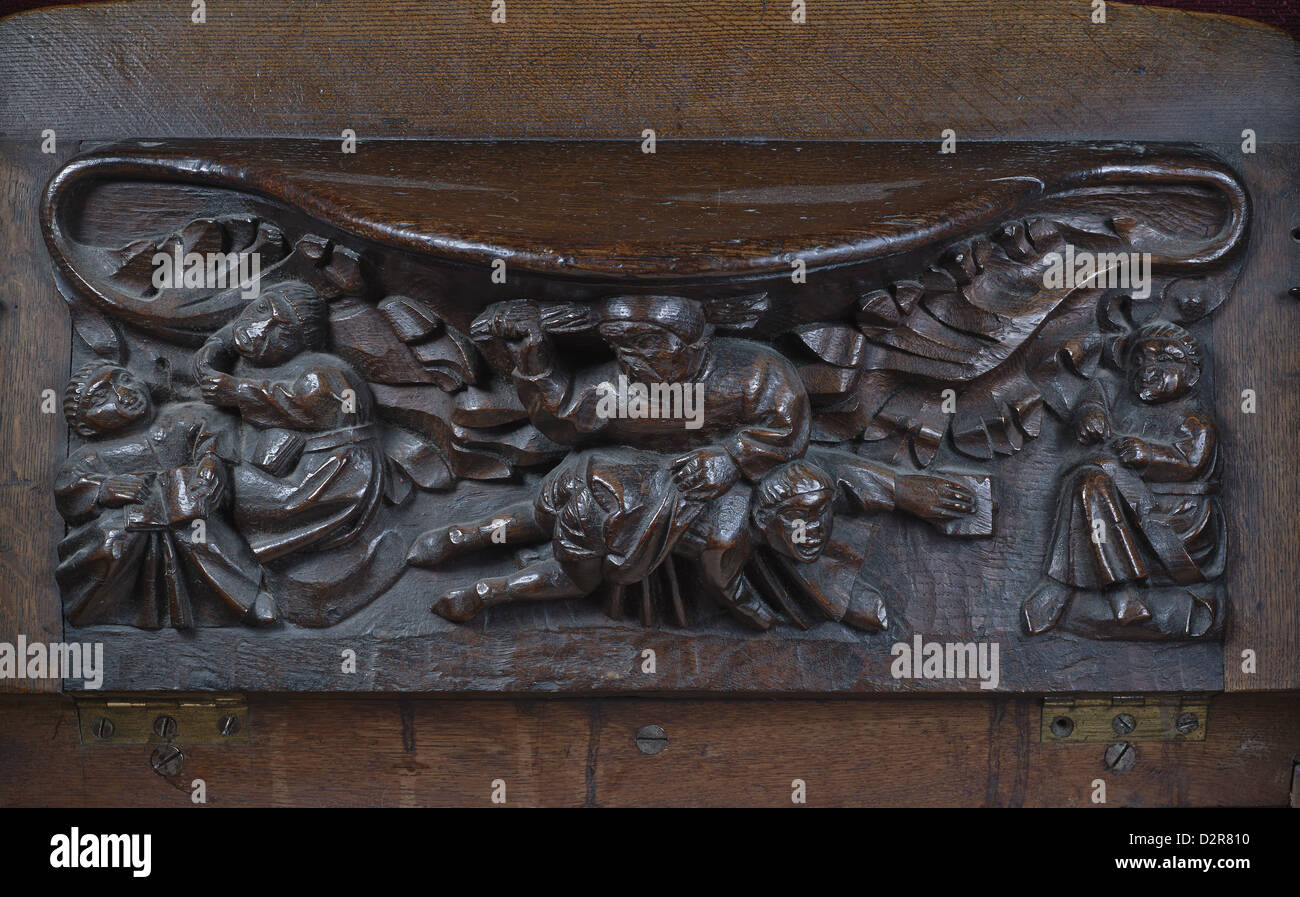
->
xmin=90 ymin=717 xmax=115 ymax=740
xmin=635 ymin=724 xmax=669 ymax=755
xmin=1103 ymin=742 xmax=1138 ymax=773
xmin=1175 ymin=712 xmax=1199 ymax=734
xmin=153 ymin=715 xmax=178 ymax=739
xmin=218 ymin=714 xmax=241 ymax=737
xmin=150 ymin=744 xmax=185 ymax=777
xmin=1112 ymin=713 xmax=1137 ymax=735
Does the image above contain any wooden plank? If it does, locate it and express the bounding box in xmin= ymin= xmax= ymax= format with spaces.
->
xmin=0 ymin=142 xmax=71 ymax=693
xmin=0 ymin=0 xmax=1295 ymax=142
xmin=1217 ymin=142 xmax=1300 ymax=691
xmin=591 ymin=695 xmax=1300 ymax=807
xmin=0 ymin=693 xmax=1295 ymax=806
xmin=0 ymin=695 xmax=594 ymax=807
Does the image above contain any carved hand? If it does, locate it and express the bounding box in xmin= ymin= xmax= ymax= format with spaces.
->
xmin=100 ymin=474 xmax=153 ymax=507
xmin=1074 ymin=406 xmax=1111 ymax=444
xmin=190 ymin=453 xmax=227 ymax=507
xmin=198 ymin=372 xmax=241 ymax=407
xmin=895 ymin=474 xmax=976 ymax=521
xmin=473 ymin=300 xmax=545 ymax=343
xmin=671 ymin=447 xmax=741 ymax=501
xmin=1115 ymin=436 xmax=1151 ymax=470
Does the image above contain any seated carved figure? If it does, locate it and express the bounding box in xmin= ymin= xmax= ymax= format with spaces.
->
xmin=473 ymin=295 xmax=810 ymax=502
xmin=55 ymin=360 xmax=272 ymax=628
xmin=1023 ymin=322 xmax=1224 ymax=638
xmin=409 ymin=448 xmax=840 ymax=629
xmin=193 ymin=282 xmax=388 ymax=566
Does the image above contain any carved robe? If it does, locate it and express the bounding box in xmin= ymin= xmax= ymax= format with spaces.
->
xmin=1047 ymin=385 xmax=1224 ymax=589
xmin=515 ymin=340 xmax=811 ymax=481
xmin=55 ymin=402 xmax=261 ymax=628
xmin=227 ymin=352 xmax=387 ymax=562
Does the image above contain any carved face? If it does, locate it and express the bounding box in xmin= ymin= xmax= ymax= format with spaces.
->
xmin=1129 ymin=336 xmax=1197 ymax=404
xmin=79 ymin=366 xmax=151 ymax=434
xmin=598 ymin=321 xmax=700 ymax=383
xmin=762 ymin=490 xmax=834 ymax=563
xmin=232 ymin=293 xmax=306 ymax=366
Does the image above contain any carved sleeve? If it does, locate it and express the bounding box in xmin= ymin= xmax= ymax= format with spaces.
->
xmin=513 ymin=363 xmax=611 ymax=444
xmin=53 ymin=451 xmax=108 ymax=523
xmin=233 ymin=370 xmax=327 ymax=430
xmin=723 ymin=354 xmax=811 ymax=481
xmin=1143 ymin=410 xmax=1218 ymax=482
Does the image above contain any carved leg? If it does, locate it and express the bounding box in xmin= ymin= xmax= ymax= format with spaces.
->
xmin=431 ymin=556 xmax=594 ymax=621
xmin=173 ymin=517 xmax=277 ymax=626
xmin=408 ymin=501 xmax=545 ymax=566
xmin=707 ymin=568 xmax=776 ymax=632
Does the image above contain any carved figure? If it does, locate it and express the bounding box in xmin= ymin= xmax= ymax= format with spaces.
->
xmin=192 ymin=281 xmax=389 ymax=563
xmin=55 ymin=360 xmax=273 ymax=628
xmin=1022 ymin=322 xmax=1224 ymax=638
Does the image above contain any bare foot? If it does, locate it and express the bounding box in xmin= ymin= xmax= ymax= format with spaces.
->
xmin=408 ymin=525 xmax=480 ymax=567
xmin=431 ymin=578 xmax=503 ymax=622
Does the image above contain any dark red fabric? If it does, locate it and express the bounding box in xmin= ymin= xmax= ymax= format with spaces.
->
xmin=1125 ymin=0 xmax=1299 ymax=36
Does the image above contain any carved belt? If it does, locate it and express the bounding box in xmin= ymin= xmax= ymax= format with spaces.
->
xmin=1150 ymin=483 xmax=1219 ymax=495
xmin=302 ymin=423 xmax=379 ymax=453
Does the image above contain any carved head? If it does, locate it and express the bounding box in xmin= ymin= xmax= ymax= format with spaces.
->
xmin=752 ymin=459 xmax=835 ymax=563
xmin=231 ymin=281 xmax=328 ymax=367
xmin=597 ymin=295 xmax=708 ymax=382
xmin=63 ymin=360 xmax=152 ymax=437
xmin=1125 ymin=321 xmax=1202 ymax=404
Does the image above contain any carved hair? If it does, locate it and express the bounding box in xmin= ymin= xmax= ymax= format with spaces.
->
xmin=1127 ymin=321 xmax=1203 ymax=374
xmin=63 ymin=359 xmax=133 ymax=437
xmin=752 ymin=459 xmax=834 ymax=522
xmin=266 ymin=281 xmax=329 ymax=350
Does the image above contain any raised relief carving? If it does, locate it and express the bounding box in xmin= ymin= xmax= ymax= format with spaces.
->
xmin=41 ymin=141 xmax=1247 ymax=668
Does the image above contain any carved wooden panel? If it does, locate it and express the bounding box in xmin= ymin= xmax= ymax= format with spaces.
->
xmin=30 ymin=138 xmax=1256 ymax=692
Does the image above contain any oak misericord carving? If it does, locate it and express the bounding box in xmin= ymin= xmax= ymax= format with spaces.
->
xmin=42 ymin=141 xmax=1247 ymax=645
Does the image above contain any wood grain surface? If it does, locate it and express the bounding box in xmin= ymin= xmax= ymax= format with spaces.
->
xmin=0 ymin=142 xmax=70 ymax=692
xmin=0 ymin=0 xmax=1296 ymax=142
xmin=1 ymin=692 xmax=1296 ymax=806
xmin=1216 ymin=142 xmax=1300 ymax=691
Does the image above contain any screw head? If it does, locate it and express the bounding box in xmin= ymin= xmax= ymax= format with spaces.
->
xmin=1103 ymin=742 xmax=1138 ymax=774
xmin=152 ymin=715 xmax=178 ymax=739
xmin=218 ymin=714 xmax=241 ymax=737
xmin=1112 ymin=713 xmax=1137 ymax=735
xmin=90 ymin=717 xmax=115 ymax=740
xmin=1175 ymin=712 xmax=1199 ymax=734
xmin=1049 ymin=716 xmax=1074 ymax=738
xmin=150 ymin=744 xmax=185 ymax=777
xmin=635 ymin=724 xmax=669 ymax=755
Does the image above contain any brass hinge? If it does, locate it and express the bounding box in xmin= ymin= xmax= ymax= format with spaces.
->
xmin=73 ymin=693 xmax=248 ymax=745
xmin=1041 ymin=694 xmax=1210 ymax=743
